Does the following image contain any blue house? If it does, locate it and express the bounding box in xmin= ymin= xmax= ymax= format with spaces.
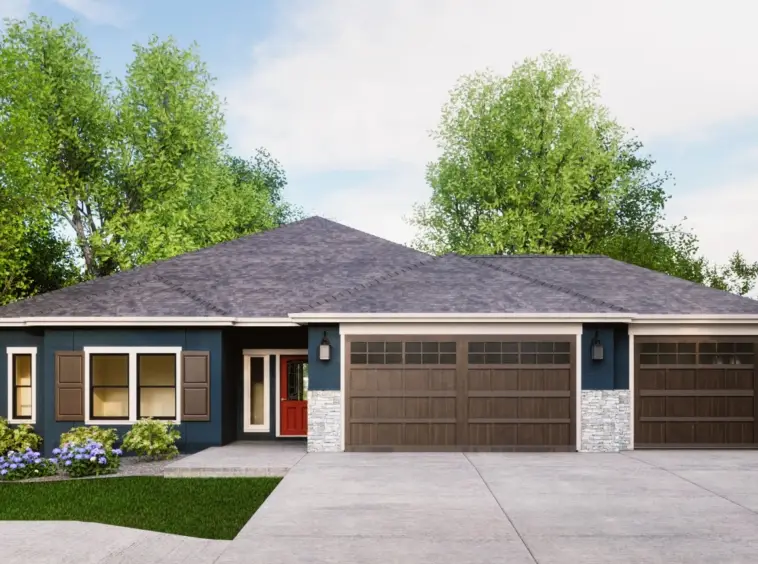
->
xmin=1 ymin=217 xmax=757 ymax=454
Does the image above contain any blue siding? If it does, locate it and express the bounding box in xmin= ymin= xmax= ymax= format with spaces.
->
xmin=308 ymin=325 xmax=341 ymax=390
xmin=581 ymin=324 xmax=629 ymax=390
xmin=0 ymin=328 xmax=226 ymax=455
xmin=0 ymin=329 xmax=44 ymax=428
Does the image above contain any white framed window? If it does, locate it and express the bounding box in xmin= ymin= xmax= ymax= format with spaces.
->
xmin=243 ymin=354 xmax=270 ymax=432
xmin=83 ymin=347 xmax=182 ymax=425
xmin=6 ymin=347 xmax=37 ymax=424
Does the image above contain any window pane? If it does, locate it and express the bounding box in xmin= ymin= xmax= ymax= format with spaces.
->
xmin=15 ymin=387 xmax=32 ymax=417
xmin=250 ymin=357 xmax=265 ymax=426
xmin=93 ymin=387 xmax=128 ymax=418
xmin=14 ymin=354 xmax=32 ymax=386
xmin=140 ymin=388 xmax=176 ymax=418
xmin=367 ymin=342 xmax=385 ymax=353
xmin=138 ymin=354 xmax=175 ymax=386
xmin=92 ymin=355 xmax=129 ymax=386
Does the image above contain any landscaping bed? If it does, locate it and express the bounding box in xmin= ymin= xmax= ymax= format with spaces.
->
xmin=0 ymin=476 xmax=281 ymax=539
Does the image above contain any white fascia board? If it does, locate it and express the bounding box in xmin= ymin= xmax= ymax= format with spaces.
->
xmin=340 ymin=322 xmax=583 ymax=335
xmin=0 ymin=317 xmax=296 ymax=327
xmin=630 ymin=324 xmax=758 ymax=336
xmin=288 ymin=312 xmax=634 ymax=324
xmin=631 ymin=314 xmax=758 ymax=324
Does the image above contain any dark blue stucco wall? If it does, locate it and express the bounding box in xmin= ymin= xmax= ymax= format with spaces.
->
xmin=2 ymin=328 xmax=223 ymax=455
xmin=308 ymin=325 xmax=341 ymax=390
xmin=581 ymin=324 xmax=629 ymax=390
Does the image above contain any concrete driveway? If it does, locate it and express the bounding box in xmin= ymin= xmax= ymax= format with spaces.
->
xmin=216 ymin=450 xmax=758 ymax=564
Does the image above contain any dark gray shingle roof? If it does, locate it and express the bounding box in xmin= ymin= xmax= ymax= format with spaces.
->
xmin=1 ymin=218 xmax=756 ymax=318
xmin=304 ymin=254 xmax=621 ymax=314
xmin=471 ymin=255 xmax=758 ymax=315
xmin=0 ymin=217 xmax=428 ymax=318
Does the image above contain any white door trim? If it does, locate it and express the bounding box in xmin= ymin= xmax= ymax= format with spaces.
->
xmin=242 ymin=353 xmax=271 ymax=433
xmin=628 ymin=332 xmax=635 ymax=449
xmin=245 ymin=349 xmax=308 ymax=438
xmin=340 ymin=331 xmax=346 ymax=452
xmin=575 ymin=333 xmax=582 ymax=451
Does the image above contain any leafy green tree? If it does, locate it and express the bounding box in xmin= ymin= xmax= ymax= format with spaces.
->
xmin=0 ymin=15 xmax=113 ymax=278
xmin=412 ymin=53 xmax=758 ymax=295
xmin=0 ymin=17 xmax=300 ymax=301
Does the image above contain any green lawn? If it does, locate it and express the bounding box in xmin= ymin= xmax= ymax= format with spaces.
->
xmin=0 ymin=476 xmax=281 ymax=539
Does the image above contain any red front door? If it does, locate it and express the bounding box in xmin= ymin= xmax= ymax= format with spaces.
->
xmin=280 ymin=356 xmax=308 ymax=436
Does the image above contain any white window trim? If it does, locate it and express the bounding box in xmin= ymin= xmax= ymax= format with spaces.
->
xmin=6 ymin=347 xmax=37 ymax=424
xmin=242 ymin=353 xmax=271 ymax=433
xmin=243 ymin=349 xmax=308 ymax=438
xmin=83 ymin=346 xmax=182 ymax=425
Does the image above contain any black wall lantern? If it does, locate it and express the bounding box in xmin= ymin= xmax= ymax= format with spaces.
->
xmin=591 ymin=331 xmax=604 ymax=361
xmin=319 ymin=332 xmax=331 ymax=361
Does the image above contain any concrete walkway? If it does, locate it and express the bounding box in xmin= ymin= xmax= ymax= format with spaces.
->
xmin=163 ymin=441 xmax=305 ymax=477
xmin=0 ymin=521 xmax=229 ymax=564
xmin=3 ymin=450 xmax=758 ymax=563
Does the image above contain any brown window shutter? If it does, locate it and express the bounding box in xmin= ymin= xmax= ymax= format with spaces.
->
xmin=182 ymin=351 xmax=210 ymax=421
xmin=55 ymin=351 xmax=85 ymax=422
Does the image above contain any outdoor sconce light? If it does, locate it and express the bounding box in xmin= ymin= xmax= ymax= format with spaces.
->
xmin=319 ymin=332 xmax=331 ymax=361
xmin=591 ymin=332 xmax=604 ymax=361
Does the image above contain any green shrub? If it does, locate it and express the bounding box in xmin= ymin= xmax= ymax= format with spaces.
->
xmin=60 ymin=426 xmax=118 ymax=450
xmin=122 ymin=419 xmax=180 ymax=460
xmin=0 ymin=417 xmax=43 ymax=455
xmin=55 ymin=440 xmax=121 ymax=478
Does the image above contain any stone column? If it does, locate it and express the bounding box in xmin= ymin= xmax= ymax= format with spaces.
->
xmin=580 ymin=390 xmax=631 ymax=452
xmin=307 ymin=390 xmax=342 ymax=452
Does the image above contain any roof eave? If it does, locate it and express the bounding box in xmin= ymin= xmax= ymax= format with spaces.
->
xmin=0 ymin=316 xmax=299 ymax=328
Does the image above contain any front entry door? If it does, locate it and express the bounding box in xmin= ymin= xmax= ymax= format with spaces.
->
xmin=280 ymin=356 xmax=308 ymax=436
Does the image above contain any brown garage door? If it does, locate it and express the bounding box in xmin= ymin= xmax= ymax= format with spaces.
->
xmin=345 ymin=336 xmax=575 ymax=451
xmin=635 ymin=337 xmax=758 ymax=448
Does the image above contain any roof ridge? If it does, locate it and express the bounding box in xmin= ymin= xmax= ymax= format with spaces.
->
xmin=314 ymin=216 xmax=430 ymax=257
xmin=470 ymin=254 xmax=609 ymax=259
xmin=296 ymin=254 xmax=442 ymax=313
xmin=464 ymin=255 xmax=630 ymax=313
xmin=151 ymin=274 xmax=230 ymax=316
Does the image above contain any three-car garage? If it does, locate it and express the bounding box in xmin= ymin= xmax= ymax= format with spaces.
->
xmin=342 ymin=329 xmax=758 ymax=452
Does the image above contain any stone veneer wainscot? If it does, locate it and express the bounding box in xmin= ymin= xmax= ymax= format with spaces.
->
xmin=307 ymin=390 xmax=342 ymax=452
xmin=580 ymin=390 xmax=631 ymax=452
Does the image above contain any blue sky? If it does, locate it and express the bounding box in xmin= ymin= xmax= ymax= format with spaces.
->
xmin=3 ymin=0 xmax=757 ymax=267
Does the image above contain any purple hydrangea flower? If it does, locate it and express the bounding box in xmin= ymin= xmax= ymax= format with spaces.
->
xmin=112 ymin=449 xmax=123 ymax=456
xmin=98 ymin=457 xmax=107 ymax=465
xmin=49 ymin=458 xmax=58 ymax=464
xmin=18 ymin=463 xmax=25 ymax=468
xmin=9 ymin=464 xmax=17 ymax=469
xmin=52 ymin=448 xmax=61 ymax=455
xmin=0 ymin=469 xmax=6 ymax=476
xmin=74 ymin=454 xmax=83 ymax=460
xmin=64 ymin=460 xmax=72 ymax=466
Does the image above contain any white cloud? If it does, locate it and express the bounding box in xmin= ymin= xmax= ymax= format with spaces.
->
xmin=224 ymin=0 xmax=758 ymax=263
xmin=54 ymin=0 xmax=130 ymax=27
xmin=668 ymin=175 xmax=758 ymax=265
xmin=0 ymin=0 xmax=29 ymax=20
